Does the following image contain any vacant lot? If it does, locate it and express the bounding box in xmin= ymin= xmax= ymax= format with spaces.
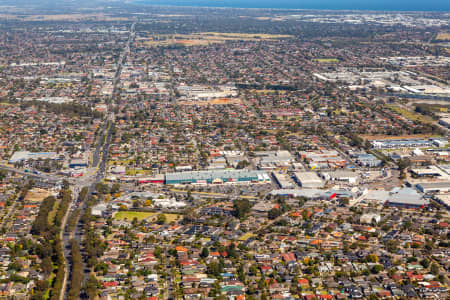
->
xmin=114 ymin=211 xmax=157 ymax=221
xmin=387 ymin=105 xmax=434 ymax=124
xmin=113 ymin=211 xmax=181 ymax=222
xmin=144 ymin=32 xmax=292 ymax=47
xmin=436 ymin=32 xmax=450 ymax=41
xmin=24 ymin=188 xmax=53 ymax=202
xmin=179 ymin=98 xmax=242 ymax=106
xmin=313 ymin=58 xmax=339 ymax=63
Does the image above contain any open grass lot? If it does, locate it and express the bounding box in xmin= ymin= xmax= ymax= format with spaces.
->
xmin=238 ymin=232 xmax=256 ymax=241
xmin=24 ymin=188 xmax=53 ymax=202
xmin=387 ymin=105 xmax=434 ymax=124
xmin=126 ymin=169 xmax=152 ymax=176
xmin=436 ymin=32 xmax=450 ymax=41
xmin=165 ymin=213 xmax=182 ymax=222
xmin=313 ymin=58 xmax=339 ymax=63
xmin=114 ymin=211 xmax=181 ymax=222
xmin=178 ymin=98 xmax=242 ymax=106
xmin=114 ymin=211 xmax=157 ymax=221
xmin=143 ymin=32 xmax=292 ymax=47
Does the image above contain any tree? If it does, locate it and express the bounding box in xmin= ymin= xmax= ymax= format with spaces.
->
xmin=200 ymin=247 xmax=209 ymax=258
xmin=367 ymin=254 xmax=379 ymax=263
xmin=157 ymin=214 xmax=167 ymax=225
xmin=41 ymin=256 xmax=53 ymax=277
xmin=420 ymin=258 xmax=430 ymax=268
xmin=371 ymin=264 xmax=383 ymax=274
xmin=83 ymin=275 xmax=100 ymax=299
xmin=233 ymin=199 xmax=251 ymax=219
xmin=110 ymin=183 xmax=120 ymax=194
xmin=268 ymin=208 xmax=281 ymax=220
xmin=431 ymin=263 xmax=439 ymax=275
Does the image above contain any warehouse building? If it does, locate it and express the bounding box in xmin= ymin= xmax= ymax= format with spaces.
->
xmin=272 ymin=172 xmax=295 ymax=189
xmin=293 ymin=171 xmax=325 ymax=188
xmin=355 ymin=154 xmax=382 ymax=167
xmin=165 ymin=170 xmax=270 ymax=185
xmin=321 ymin=170 xmax=358 ymax=184
xmin=371 ymin=138 xmax=434 ymax=149
xmin=416 ymin=182 xmax=450 ymax=193
xmin=385 ymin=188 xmax=429 ymax=208
xmin=255 ymin=150 xmax=294 ymax=170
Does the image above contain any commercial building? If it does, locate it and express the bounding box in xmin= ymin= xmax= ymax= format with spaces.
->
xmin=9 ymin=151 xmax=59 ymax=163
xmin=69 ymin=158 xmax=88 ymax=168
xmin=137 ymin=174 xmax=165 ymax=184
xmin=293 ymin=171 xmax=325 ymax=188
xmin=165 ymin=170 xmax=270 ymax=185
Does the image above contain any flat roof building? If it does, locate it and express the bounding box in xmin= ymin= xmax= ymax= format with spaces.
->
xmin=322 ymin=170 xmax=358 ymax=184
xmin=165 ymin=170 xmax=270 ymax=185
xmin=294 ymin=172 xmax=325 ymax=188
xmin=272 ymin=172 xmax=295 ymax=189
xmin=9 ymin=151 xmax=59 ymax=163
xmin=385 ymin=188 xmax=428 ymax=208
xmin=416 ymin=182 xmax=450 ymax=194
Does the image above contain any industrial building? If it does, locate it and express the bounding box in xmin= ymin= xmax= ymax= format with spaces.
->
xmin=416 ymin=182 xmax=450 ymax=193
xmin=272 ymin=172 xmax=295 ymax=189
xmin=371 ymin=138 xmax=434 ymax=149
xmin=293 ymin=171 xmax=325 ymax=188
xmin=385 ymin=188 xmax=429 ymax=208
xmin=255 ymin=150 xmax=294 ymax=170
xmin=434 ymin=194 xmax=450 ymax=210
xmin=354 ymin=154 xmax=382 ymax=167
xmin=164 ymin=170 xmax=270 ymax=185
xmin=321 ymin=170 xmax=358 ymax=184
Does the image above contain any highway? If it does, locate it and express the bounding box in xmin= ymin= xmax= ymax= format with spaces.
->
xmin=59 ymin=22 xmax=136 ymax=299
xmin=0 ymin=164 xmax=60 ymax=185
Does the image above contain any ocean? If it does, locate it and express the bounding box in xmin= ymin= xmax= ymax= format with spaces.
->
xmin=133 ymin=0 xmax=450 ymax=12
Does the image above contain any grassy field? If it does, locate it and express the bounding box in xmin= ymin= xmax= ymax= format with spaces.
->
xmin=239 ymin=232 xmax=256 ymax=241
xmin=313 ymin=58 xmax=339 ymax=63
xmin=436 ymin=32 xmax=450 ymax=41
xmin=387 ymin=105 xmax=434 ymax=124
xmin=126 ymin=169 xmax=152 ymax=176
xmin=165 ymin=213 xmax=182 ymax=222
xmin=113 ymin=211 xmax=181 ymax=222
xmin=143 ymin=32 xmax=292 ymax=47
xmin=178 ymin=98 xmax=242 ymax=106
xmin=114 ymin=211 xmax=157 ymax=221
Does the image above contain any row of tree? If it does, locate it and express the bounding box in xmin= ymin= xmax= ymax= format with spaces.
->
xmin=30 ymin=187 xmax=72 ymax=299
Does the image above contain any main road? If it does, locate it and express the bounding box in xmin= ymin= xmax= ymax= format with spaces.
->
xmin=59 ymin=22 xmax=135 ymax=300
